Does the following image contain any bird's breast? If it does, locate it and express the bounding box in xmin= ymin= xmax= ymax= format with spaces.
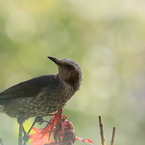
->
xmin=4 ymin=81 xmax=76 ymax=120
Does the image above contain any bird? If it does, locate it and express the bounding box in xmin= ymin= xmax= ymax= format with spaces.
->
xmin=0 ymin=56 xmax=82 ymax=145
xmin=0 ymin=56 xmax=82 ymax=122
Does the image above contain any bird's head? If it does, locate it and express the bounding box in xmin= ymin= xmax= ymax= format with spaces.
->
xmin=48 ymin=56 xmax=82 ymax=90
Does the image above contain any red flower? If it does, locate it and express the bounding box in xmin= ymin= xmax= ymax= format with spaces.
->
xmin=30 ymin=109 xmax=93 ymax=145
xmin=30 ymin=127 xmax=54 ymax=145
xmin=76 ymin=137 xmax=93 ymax=144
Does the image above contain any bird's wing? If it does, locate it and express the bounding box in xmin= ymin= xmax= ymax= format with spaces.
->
xmin=0 ymin=75 xmax=59 ymax=100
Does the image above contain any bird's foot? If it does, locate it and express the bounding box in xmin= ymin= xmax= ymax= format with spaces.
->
xmin=27 ymin=116 xmax=47 ymax=134
xmin=35 ymin=116 xmax=46 ymax=125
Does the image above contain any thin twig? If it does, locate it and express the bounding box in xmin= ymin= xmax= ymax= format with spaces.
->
xmin=98 ymin=116 xmax=106 ymax=145
xmin=111 ymin=127 xmax=116 ymax=145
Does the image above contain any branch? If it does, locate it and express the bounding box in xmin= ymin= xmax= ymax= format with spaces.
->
xmin=111 ymin=127 xmax=116 ymax=145
xmin=98 ymin=116 xmax=106 ymax=145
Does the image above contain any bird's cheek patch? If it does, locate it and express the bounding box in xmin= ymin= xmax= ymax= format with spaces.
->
xmin=65 ymin=70 xmax=79 ymax=85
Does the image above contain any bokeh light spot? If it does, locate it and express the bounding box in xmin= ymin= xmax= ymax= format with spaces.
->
xmin=5 ymin=10 xmax=36 ymax=42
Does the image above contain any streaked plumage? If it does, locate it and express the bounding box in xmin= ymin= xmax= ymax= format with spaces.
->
xmin=0 ymin=57 xmax=82 ymax=120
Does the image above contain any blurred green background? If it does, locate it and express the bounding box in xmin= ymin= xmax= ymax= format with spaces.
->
xmin=0 ymin=0 xmax=145 ymax=145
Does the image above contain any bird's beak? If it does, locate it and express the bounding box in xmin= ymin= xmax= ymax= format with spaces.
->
xmin=48 ymin=56 xmax=61 ymax=66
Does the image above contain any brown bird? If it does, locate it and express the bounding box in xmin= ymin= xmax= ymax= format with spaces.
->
xmin=0 ymin=56 xmax=82 ymax=121
xmin=0 ymin=56 xmax=82 ymax=145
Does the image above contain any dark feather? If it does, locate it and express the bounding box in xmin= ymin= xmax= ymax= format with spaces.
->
xmin=0 ymin=74 xmax=58 ymax=100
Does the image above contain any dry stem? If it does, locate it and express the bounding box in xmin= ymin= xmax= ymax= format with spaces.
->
xmin=98 ymin=116 xmax=106 ymax=145
xmin=111 ymin=127 xmax=116 ymax=145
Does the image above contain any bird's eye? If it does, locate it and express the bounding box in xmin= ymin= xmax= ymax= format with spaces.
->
xmin=66 ymin=64 xmax=73 ymax=69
